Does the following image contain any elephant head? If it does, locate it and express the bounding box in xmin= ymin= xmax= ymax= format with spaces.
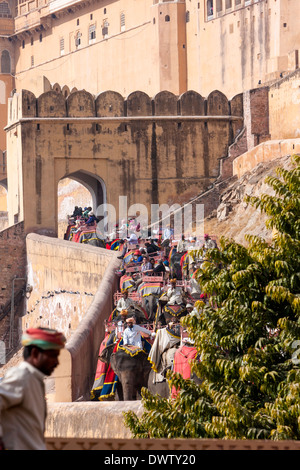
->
xmin=110 ymin=348 xmax=151 ymax=400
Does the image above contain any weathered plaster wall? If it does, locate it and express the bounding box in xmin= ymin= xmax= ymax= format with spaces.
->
xmin=45 ymin=402 xmax=143 ymax=440
xmin=25 ymin=233 xmax=117 ymax=339
xmin=269 ymin=69 xmax=300 ymax=140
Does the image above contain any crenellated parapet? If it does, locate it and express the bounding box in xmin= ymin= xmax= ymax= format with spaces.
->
xmin=7 ymin=88 xmax=244 ymax=125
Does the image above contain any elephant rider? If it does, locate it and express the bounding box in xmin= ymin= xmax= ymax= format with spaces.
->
xmin=141 ymin=256 xmax=153 ymax=274
xmin=166 ymin=278 xmax=184 ymax=305
xmin=123 ymin=317 xmax=155 ymax=349
xmin=116 ymin=290 xmax=135 ymax=314
xmin=106 ymin=309 xmax=129 ymax=345
xmin=203 ymin=234 xmax=217 ymax=252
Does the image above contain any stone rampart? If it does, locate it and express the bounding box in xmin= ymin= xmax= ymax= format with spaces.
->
xmin=8 ymin=88 xmax=243 ymax=122
xmin=232 ymin=138 xmax=300 ymax=179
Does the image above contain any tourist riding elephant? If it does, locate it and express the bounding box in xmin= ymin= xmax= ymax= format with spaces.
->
xmin=169 ymin=250 xmax=185 ymax=279
xmin=99 ymin=341 xmax=152 ymax=400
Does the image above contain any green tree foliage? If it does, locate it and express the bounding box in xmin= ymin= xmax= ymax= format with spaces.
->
xmin=124 ymin=155 xmax=300 ymax=440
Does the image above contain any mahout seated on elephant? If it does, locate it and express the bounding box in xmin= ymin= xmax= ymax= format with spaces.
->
xmin=95 ymin=316 xmax=155 ymax=400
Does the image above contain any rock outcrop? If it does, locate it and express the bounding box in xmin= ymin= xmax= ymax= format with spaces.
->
xmin=204 ymin=154 xmax=293 ymax=245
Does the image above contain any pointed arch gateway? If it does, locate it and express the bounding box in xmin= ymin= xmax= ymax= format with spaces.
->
xmin=64 ymin=170 xmax=106 ymax=212
xmin=58 ymin=170 xmax=106 ymax=239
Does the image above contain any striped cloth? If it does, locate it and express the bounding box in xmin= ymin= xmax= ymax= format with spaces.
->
xmin=21 ymin=327 xmax=66 ymax=350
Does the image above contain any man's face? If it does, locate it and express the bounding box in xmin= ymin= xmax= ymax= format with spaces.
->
xmin=33 ymin=349 xmax=60 ymax=376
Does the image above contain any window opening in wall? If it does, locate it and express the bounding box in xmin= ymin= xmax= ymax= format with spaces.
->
xmin=90 ymin=13 xmax=93 ymax=20
xmin=120 ymin=12 xmax=125 ymax=31
xmin=31 ymin=55 xmax=34 ymax=67
xmin=39 ymin=33 xmax=42 ymax=42
xmin=77 ymin=18 xmax=79 ymax=25
xmin=60 ymin=37 xmax=65 ymax=55
xmin=165 ymin=15 xmax=170 ymax=22
xmin=89 ymin=24 xmax=96 ymax=43
xmin=186 ymin=10 xmax=190 ymax=22
xmin=216 ymin=0 xmax=222 ymax=15
xmin=102 ymin=20 xmax=109 ymax=37
xmin=31 ymin=36 xmax=33 ymax=45
xmin=75 ymin=31 xmax=81 ymax=48
xmin=207 ymin=0 xmax=213 ymax=19
xmin=0 ymin=1 xmax=11 ymax=17
xmin=22 ymin=39 xmax=25 ymax=48
xmin=225 ymin=0 xmax=232 ymax=10
xmin=235 ymin=0 xmax=241 ymax=6
xmin=1 ymin=50 xmax=10 ymax=73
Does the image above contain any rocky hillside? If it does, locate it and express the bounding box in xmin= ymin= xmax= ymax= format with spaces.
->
xmin=203 ymin=155 xmax=293 ymax=245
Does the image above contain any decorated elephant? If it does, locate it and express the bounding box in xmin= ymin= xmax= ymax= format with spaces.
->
xmin=147 ymin=326 xmax=181 ymax=397
xmin=78 ymin=228 xmax=106 ymax=247
xmin=148 ymin=339 xmax=202 ymax=399
xmin=98 ymin=340 xmax=152 ymax=400
xmin=147 ymin=345 xmax=179 ymax=398
xmin=137 ymin=281 xmax=163 ymax=321
xmin=155 ymin=297 xmax=187 ymax=327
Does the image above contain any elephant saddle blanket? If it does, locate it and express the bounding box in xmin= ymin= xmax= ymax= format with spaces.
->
xmin=164 ymin=304 xmax=185 ymax=317
xmin=119 ymin=337 xmax=152 ymax=356
xmin=119 ymin=344 xmax=144 ymax=356
xmin=90 ymin=339 xmax=121 ymax=401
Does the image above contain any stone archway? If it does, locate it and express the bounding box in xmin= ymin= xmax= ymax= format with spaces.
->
xmin=66 ymin=170 xmax=106 ymax=212
xmin=57 ymin=170 xmax=106 ymax=238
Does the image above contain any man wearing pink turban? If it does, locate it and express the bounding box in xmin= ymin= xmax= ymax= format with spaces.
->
xmin=0 ymin=327 xmax=66 ymax=450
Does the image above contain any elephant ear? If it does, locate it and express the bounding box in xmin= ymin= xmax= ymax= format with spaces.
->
xmin=99 ymin=343 xmax=115 ymax=363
